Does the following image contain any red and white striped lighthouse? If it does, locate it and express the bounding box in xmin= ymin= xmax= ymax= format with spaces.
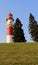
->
xmin=6 ymin=13 xmax=14 ymax=43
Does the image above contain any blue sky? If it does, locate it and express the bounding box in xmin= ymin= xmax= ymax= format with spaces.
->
xmin=0 ymin=0 xmax=38 ymax=42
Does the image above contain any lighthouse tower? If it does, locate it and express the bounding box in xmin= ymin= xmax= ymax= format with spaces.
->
xmin=6 ymin=13 xmax=14 ymax=43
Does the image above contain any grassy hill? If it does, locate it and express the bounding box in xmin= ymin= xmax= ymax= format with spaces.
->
xmin=0 ymin=42 xmax=38 ymax=65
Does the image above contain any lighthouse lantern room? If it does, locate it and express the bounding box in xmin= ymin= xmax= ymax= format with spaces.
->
xmin=6 ymin=13 xmax=14 ymax=43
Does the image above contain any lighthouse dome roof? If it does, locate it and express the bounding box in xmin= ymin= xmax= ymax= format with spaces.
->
xmin=7 ymin=13 xmax=13 ymax=18
xmin=6 ymin=13 xmax=14 ymax=21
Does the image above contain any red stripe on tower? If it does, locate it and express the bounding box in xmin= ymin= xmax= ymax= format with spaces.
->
xmin=6 ymin=26 xmax=13 ymax=35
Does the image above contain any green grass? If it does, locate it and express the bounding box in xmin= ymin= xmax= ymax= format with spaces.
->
xmin=0 ymin=42 xmax=38 ymax=65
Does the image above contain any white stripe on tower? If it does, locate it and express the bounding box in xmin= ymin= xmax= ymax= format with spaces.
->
xmin=6 ymin=13 xmax=14 ymax=43
xmin=7 ymin=35 xmax=14 ymax=43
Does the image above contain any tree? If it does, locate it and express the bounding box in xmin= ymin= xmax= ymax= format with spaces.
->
xmin=13 ymin=18 xmax=26 ymax=42
xmin=29 ymin=13 xmax=38 ymax=42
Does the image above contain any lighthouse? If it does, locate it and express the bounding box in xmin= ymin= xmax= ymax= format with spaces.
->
xmin=6 ymin=13 xmax=14 ymax=43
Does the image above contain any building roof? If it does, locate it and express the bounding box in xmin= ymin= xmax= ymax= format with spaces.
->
xmin=6 ymin=13 xmax=14 ymax=21
xmin=7 ymin=13 xmax=13 ymax=18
